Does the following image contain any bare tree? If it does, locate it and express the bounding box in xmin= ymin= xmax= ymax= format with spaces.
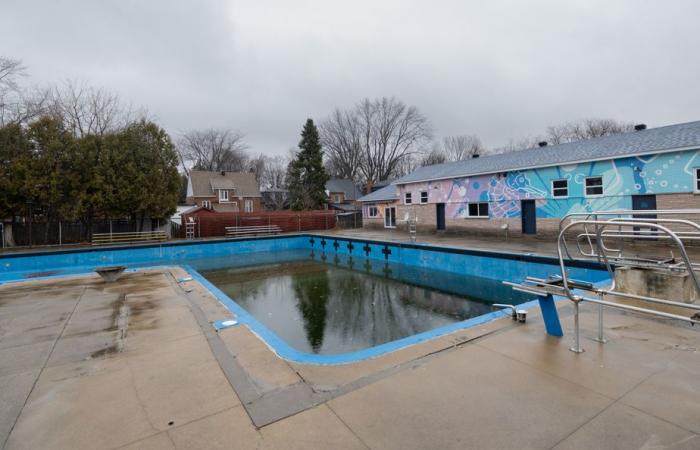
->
xmin=47 ymin=80 xmax=131 ymax=137
xmin=442 ymin=135 xmax=483 ymax=160
xmin=0 ymin=57 xmax=26 ymax=93
xmin=319 ymin=108 xmax=363 ymax=181
xmin=494 ymin=118 xmax=634 ymax=154
xmin=0 ymin=57 xmax=46 ymax=126
xmin=358 ymin=98 xmax=432 ymax=185
xmin=320 ymin=97 xmax=431 ymax=186
xmin=177 ymin=129 xmax=249 ymax=174
xmin=545 ymin=118 xmax=635 ymax=144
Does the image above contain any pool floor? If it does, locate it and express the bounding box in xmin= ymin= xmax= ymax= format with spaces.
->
xmin=199 ymin=251 xmax=534 ymax=355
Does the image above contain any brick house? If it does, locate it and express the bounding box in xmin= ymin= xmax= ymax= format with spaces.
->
xmin=185 ymin=170 xmax=262 ymax=212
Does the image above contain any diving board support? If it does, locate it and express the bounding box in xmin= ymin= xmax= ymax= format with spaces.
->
xmin=537 ymin=294 xmax=563 ymax=337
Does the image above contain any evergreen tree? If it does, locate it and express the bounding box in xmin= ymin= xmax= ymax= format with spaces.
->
xmin=286 ymin=119 xmax=329 ymax=210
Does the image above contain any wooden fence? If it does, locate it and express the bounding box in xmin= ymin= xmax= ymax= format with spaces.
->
xmin=180 ymin=210 xmax=337 ymax=238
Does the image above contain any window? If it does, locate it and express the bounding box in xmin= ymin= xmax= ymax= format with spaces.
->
xmin=585 ymin=176 xmax=604 ymax=196
xmin=694 ymin=168 xmax=700 ymax=192
xmin=219 ymin=190 xmax=229 ymax=202
xmin=420 ymin=191 xmax=428 ymax=203
xmin=551 ymin=179 xmax=568 ymax=198
xmin=333 ymin=194 xmax=343 ymax=203
xmin=368 ymin=206 xmax=379 ymax=217
xmin=202 ymin=200 xmax=211 ymax=209
xmin=244 ymin=200 xmax=253 ymax=212
xmin=467 ymin=202 xmax=489 ymax=218
xmin=404 ymin=192 xmax=412 ymax=204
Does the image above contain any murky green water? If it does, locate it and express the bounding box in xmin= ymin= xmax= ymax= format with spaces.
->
xmin=200 ymin=253 xmax=531 ymax=355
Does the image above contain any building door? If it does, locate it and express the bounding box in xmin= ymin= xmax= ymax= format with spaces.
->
xmin=384 ymin=207 xmax=396 ymax=228
xmin=521 ymin=200 xmax=537 ymax=235
xmin=436 ymin=203 xmax=446 ymax=230
xmin=632 ymin=194 xmax=657 ymax=236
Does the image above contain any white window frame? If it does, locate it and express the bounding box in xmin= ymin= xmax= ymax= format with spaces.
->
xmin=202 ymin=200 xmax=211 ymax=209
xmin=367 ymin=206 xmax=379 ymax=217
xmin=466 ymin=202 xmax=489 ymax=218
xmin=244 ymin=199 xmax=253 ymax=212
xmin=584 ymin=176 xmax=604 ymax=197
xmin=551 ymin=179 xmax=569 ymax=198
xmin=404 ymin=192 xmax=412 ymax=205
xmin=420 ymin=191 xmax=428 ymax=204
xmin=219 ymin=190 xmax=229 ymax=202
xmin=694 ymin=168 xmax=700 ymax=193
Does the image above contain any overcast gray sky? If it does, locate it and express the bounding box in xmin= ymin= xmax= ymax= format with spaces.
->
xmin=3 ymin=0 xmax=699 ymax=154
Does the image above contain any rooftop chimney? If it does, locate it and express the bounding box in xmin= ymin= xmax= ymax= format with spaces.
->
xmin=634 ymin=124 xmax=647 ymax=131
xmin=538 ymin=141 xmax=548 ymax=147
xmin=472 ymin=153 xmax=480 ymax=159
xmin=220 ymin=170 xmax=226 ymax=176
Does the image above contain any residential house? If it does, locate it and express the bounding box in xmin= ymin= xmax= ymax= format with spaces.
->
xmin=359 ymin=121 xmax=700 ymax=235
xmin=186 ymin=170 xmax=262 ymax=213
xmin=357 ymin=183 xmax=399 ymax=228
xmin=326 ymin=178 xmax=363 ymax=212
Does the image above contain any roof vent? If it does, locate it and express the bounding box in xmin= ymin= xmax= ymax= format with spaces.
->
xmin=472 ymin=153 xmax=480 ymax=159
xmin=220 ymin=170 xmax=226 ymax=176
xmin=538 ymin=141 xmax=548 ymax=147
xmin=634 ymin=124 xmax=647 ymax=131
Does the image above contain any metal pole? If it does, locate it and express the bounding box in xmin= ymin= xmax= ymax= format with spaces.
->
xmin=59 ymin=221 xmax=62 ymax=246
xmin=569 ymin=301 xmax=584 ymax=353
xmin=594 ymin=299 xmax=607 ymax=344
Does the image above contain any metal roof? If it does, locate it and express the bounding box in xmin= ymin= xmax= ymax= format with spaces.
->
xmin=358 ymin=184 xmax=398 ymax=202
xmin=394 ymin=120 xmax=700 ymax=185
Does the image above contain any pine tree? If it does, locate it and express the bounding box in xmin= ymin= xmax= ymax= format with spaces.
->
xmin=287 ymin=119 xmax=329 ymax=210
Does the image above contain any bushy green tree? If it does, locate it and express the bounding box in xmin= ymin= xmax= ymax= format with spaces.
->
xmin=0 ymin=122 xmax=32 ymax=219
xmin=287 ymin=119 xmax=329 ymax=210
xmin=0 ymin=115 xmax=181 ymax=236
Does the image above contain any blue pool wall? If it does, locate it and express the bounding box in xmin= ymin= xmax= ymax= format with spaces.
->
xmin=0 ymin=234 xmax=608 ymax=285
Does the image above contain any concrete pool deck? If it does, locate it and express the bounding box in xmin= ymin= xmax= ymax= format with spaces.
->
xmin=2 ymin=262 xmax=700 ymax=449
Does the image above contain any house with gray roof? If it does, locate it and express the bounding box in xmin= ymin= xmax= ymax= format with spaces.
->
xmin=186 ymin=170 xmax=262 ymax=213
xmin=326 ymin=178 xmax=363 ymax=212
xmin=359 ymin=120 xmax=700 ymax=235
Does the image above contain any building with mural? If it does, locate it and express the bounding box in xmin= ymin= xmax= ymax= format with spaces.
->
xmin=358 ymin=120 xmax=700 ymax=236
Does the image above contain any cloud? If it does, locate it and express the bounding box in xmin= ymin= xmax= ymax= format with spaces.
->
xmin=3 ymin=0 xmax=699 ymax=154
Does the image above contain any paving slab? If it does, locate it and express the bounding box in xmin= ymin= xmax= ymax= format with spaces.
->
xmin=219 ymin=326 xmax=302 ymax=393
xmin=552 ymin=403 xmax=700 ymax=450
xmin=0 ymin=369 xmax=41 ymax=448
xmin=126 ymin=333 xmax=241 ymax=431
xmin=117 ymin=432 xmax=175 ymax=450
xmin=166 ymin=406 xmax=261 ymax=450
xmin=328 ymin=344 xmax=612 ymax=450
xmin=0 ymin=340 xmax=53 ymax=378
xmin=259 ymin=404 xmax=368 ymax=450
xmin=620 ymin=351 xmax=700 ymax=434
xmin=5 ymin=364 xmax=157 ymax=450
xmin=477 ymin=304 xmax=699 ymax=399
